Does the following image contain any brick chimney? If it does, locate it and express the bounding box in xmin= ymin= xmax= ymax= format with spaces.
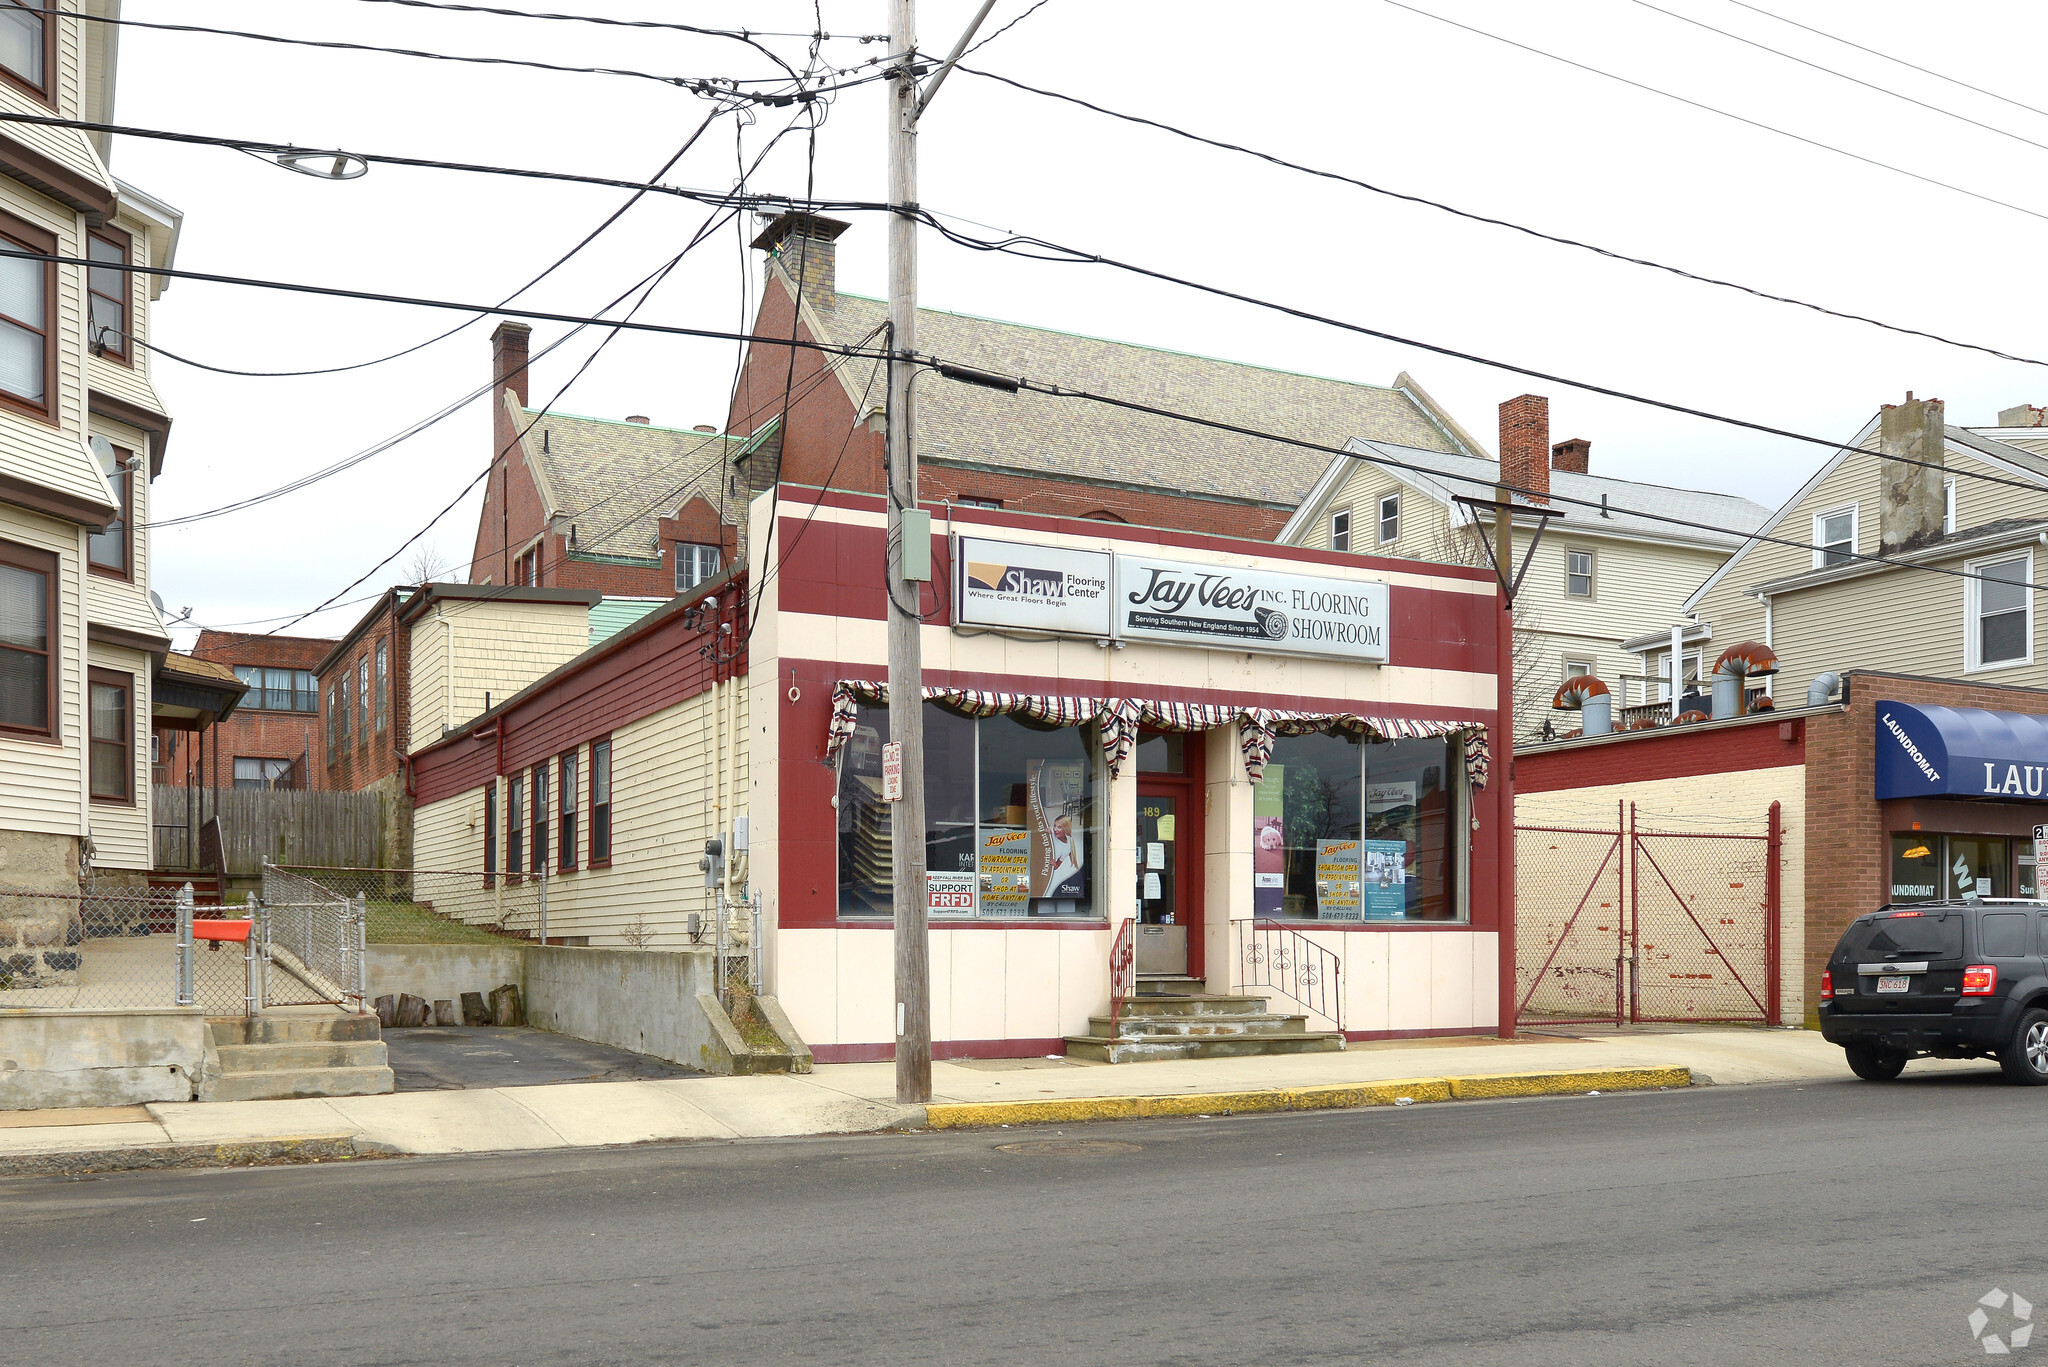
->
xmin=488 ymin=321 xmax=532 ymax=587
xmin=1998 ymin=403 xmax=2047 ymax=427
xmin=1879 ymin=391 xmax=1945 ymax=555
xmin=1550 ymin=437 xmax=1590 ymax=475
xmin=751 ymin=211 xmax=849 ymax=316
xmin=491 ymin=320 xmax=530 ymax=407
xmin=1500 ymin=394 xmax=1550 ymax=504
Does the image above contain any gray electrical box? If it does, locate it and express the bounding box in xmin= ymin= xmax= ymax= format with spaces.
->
xmin=699 ymin=836 xmax=724 ymax=890
xmin=901 ymin=508 xmax=932 ymax=581
xmin=733 ymin=815 xmax=749 ymax=853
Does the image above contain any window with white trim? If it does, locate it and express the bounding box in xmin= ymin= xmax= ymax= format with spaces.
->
xmin=1813 ymin=505 xmax=1856 ymax=567
xmin=1563 ymin=658 xmax=1594 ymax=681
xmin=1968 ymin=551 xmax=2032 ymax=671
xmin=1377 ymin=494 xmax=1400 ymax=545
xmin=1566 ymin=548 xmax=1594 ymax=598
xmin=674 ymin=542 xmax=721 ymax=593
xmin=1329 ymin=509 xmax=1351 ymax=553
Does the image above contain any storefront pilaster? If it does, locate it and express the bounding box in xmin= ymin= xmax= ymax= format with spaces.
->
xmin=1203 ymin=725 xmax=1253 ymax=989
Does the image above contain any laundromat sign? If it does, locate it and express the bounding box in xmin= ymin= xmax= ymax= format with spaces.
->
xmin=953 ymin=536 xmax=1390 ymax=663
xmin=1874 ymin=700 xmax=2048 ymax=800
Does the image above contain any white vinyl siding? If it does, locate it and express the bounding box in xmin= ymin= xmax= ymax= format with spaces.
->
xmin=0 ymin=181 xmax=106 ymax=511
xmin=0 ymin=16 xmax=110 ymax=192
xmin=84 ymin=208 xmax=168 ymax=412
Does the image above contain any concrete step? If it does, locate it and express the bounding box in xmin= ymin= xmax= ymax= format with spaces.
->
xmin=1063 ymin=1032 xmax=1346 ymax=1064
xmin=216 ymin=1040 xmax=389 ymax=1073
xmin=210 ymin=1014 xmax=380 ymax=1046
xmin=1113 ymin=994 xmax=1271 ymax=1018
xmin=1088 ymin=1013 xmax=1310 ymax=1040
xmin=205 ymin=1065 xmax=395 ymax=1103
xmin=1135 ymin=974 xmax=1206 ymax=996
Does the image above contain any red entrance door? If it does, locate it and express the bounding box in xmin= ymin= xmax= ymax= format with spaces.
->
xmin=1134 ymin=733 xmax=1205 ymax=982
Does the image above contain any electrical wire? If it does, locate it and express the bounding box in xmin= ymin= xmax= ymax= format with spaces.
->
xmin=945 ymin=63 xmax=2048 ymax=373
xmin=1376 ymin=0 xmax=2048 ymax=229
xmin=961 ymin=0 xmax=1052 ymax=58
xmin=1630 ymin=0 xmax=2048 ymax=158
xmin=339 ymin=0 xmax=885 ymax=46
xmin=1720 ymin=0 xmax=2048 ymax=124
xmin=113 ymin=110 xmax=727 ymax=379
xmin=919 ymin=215 xmax=2048 ymax=505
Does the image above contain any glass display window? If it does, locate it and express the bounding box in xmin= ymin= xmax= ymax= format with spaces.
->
xmin=837 ymin=703 xmax=1102 ymax=920
xmin=1890 ymin=832 xmax=2013 ymax=902
xmin=1258 ymin=731 xmax=1460 ymax=922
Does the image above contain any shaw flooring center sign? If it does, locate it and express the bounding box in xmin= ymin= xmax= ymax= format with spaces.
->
xmin=954 ymin=536 xmax=1390 ymax=663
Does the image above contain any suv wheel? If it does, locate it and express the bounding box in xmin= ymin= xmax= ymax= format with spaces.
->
xmin=1999 ymin=1008 xmax=2048 ymax=1086
xmin=1845 ymin=1042 xmax=1908 ymax=1081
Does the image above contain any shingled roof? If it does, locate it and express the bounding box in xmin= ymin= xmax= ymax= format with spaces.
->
xmin=509 ymin=393 xmax=747 ymax=560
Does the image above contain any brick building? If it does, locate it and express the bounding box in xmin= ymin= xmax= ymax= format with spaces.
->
xmin=466 ymin=321 xmax=745 ymax=597
xmin=1516 ymin=669 xmax=2048 ymax=1030
xmin=167 ymin=631 xmax=336 ymax=790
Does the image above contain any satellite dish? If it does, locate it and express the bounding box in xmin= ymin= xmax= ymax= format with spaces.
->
xmin=149 ymin=590 xmax=165 ymax=616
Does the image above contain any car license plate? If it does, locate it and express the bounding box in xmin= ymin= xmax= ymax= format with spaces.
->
xmin=1877 ymin=976 xmax=1911 ymax=994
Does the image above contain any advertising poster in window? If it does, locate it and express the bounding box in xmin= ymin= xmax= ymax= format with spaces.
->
xmin=1026 ymin=759 xmax=1086 ymax=907
xmin=1254 ymin=765 xmax=1285 ymax=916
xmin=1315 ymin=839 xmax=1362 ymax=920
xmin=1362 ymin=840 xmax=1408 ymax=918
xmin=980 ymin=828 xmax=1030 ymax=916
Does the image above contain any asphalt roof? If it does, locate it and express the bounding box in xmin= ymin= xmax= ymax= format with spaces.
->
xmin=1346 ymin=440 xmax=1773 ymax=548
xmin=519 ymin=402 xmax=746 ymax=559
xmin=819 ymin=293 xmax=1467 ymax=507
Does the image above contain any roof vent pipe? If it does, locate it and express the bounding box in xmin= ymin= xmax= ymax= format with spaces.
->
xmin=1809 ymin=671 xmax=1842 ymax=707
xmin=1552 ymin=675 xmax=1612 ymax=737
xmin=1711 ymin=668 xmax=1741 ymax=721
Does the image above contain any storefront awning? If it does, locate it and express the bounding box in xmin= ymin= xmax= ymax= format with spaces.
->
xmin=1875 ymin=700 xmax=2048 ymax=800
xmin=825 ymin=682 xmax=1492 ymax=789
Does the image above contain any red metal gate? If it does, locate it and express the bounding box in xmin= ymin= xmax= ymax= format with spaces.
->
xmin=1516 ymin=801 xmax=1782 ymax=1028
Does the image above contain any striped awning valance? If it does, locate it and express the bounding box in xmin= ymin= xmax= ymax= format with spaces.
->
xmin=824 ymin=682 xmax=1490 ymax=789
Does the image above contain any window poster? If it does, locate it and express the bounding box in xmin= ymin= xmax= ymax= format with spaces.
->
xmin=981 ymin=828 xmax=1030 ymax=916
xmin=1362 ymin=839 xmax=1409 ymax=918
xmin=1254 ymin=763 xmax=1285 ymax=916
xmin=1315 ymin=839 xmax=1362 ymax=920
xmin=1025 ymin=759 xmax=1087 ymax=905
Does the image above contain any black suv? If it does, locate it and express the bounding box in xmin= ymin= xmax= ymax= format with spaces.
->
xmin=1819 ymin=900 xmax=2048 ymax=1083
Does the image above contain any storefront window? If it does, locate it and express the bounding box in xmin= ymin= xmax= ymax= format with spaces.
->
xmin=1256 ymin=731 xmax=1460 ymax=921
xmin=837 ymin=703 xmax=1102 ymax=920
xmin=1889 ymin=833 xmax=2012 ymax=902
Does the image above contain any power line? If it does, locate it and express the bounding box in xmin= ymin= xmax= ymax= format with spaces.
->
xmin=1721 ymin=0 xmax=2048 ymax=124
xmin=921 ymin=215 xmax=2048 ymax=504
xmin=339 ymin=0 xmax=886 ymax=45
xmin=962 ymin=0 xmax=1053 ymax=58
xmin=114 ymin=109 xmax=728 ymax=380
xmin=53 ymin=7 xmax=826 ymax=93
xmin=1630 ymin=0 xmax=2048 ymax=158
xmin=946 ymin=63 xmax=2048 ymax=372
xmin=1377 ymin=0 xmax=2048 ymax=230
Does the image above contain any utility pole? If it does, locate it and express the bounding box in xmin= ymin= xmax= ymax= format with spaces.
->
xmin=886 ymin=0 xmax=994 ymax=1105
xmin=886 ymin=0 xmax=931 ymax=1105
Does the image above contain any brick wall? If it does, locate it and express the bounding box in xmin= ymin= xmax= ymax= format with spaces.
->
xmin=317 ymin=610 xmax=408 ymax=794
xmin=169 ymin=631 xmax=338 ymax=790
xmin=1802 ymin=671 xmax=2048 ymax=1024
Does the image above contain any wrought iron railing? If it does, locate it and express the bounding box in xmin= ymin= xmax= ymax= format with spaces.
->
xmin=1234 ymin=919 xmax=1342 ymax=1032
xmin=1108 ymin=918 xmax=1136 ymax=1029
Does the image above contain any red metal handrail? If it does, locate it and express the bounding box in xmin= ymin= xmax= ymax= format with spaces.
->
xmin=1108 ymin=918 xmax=1136 ymax=1028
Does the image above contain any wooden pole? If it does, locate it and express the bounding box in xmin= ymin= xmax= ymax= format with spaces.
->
xmin=887 ymin=0 xmax=932 ymax=1104
xmin=1495 ymin=485 xmax=1517 ymax=1039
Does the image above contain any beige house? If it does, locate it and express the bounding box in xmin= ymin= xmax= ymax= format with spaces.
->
xmin=1281 ymin=389 xmax=1770 ymax=738
xmin=1663 ymin=394 xmax=2048 ymax=705
xmin=0 ymin=3 xmax=194 ymax=908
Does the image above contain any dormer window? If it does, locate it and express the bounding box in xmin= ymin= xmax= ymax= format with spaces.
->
xmin=675 ymin=542 xmax=721 ymax=593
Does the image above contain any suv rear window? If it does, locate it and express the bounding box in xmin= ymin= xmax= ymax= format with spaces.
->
xmin=1838 ymin=913 xmax=1965 ymax=962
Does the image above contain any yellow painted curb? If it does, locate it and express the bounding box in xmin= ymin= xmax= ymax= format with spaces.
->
xmin=922 ymin=1066 xmax=1688 ymax=1130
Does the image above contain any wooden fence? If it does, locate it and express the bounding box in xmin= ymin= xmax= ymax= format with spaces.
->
xmin=152 ymin=785 xmax=389 ymax=875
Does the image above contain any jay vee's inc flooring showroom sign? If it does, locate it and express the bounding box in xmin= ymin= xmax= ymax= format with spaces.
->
xmin=954 ymin=536 xmax=1390 ymax=662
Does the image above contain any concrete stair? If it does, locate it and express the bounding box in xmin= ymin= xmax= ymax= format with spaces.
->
xmin=1064 ymin=987 xmax=1345 ymax=1064
xmin=205 ymin=1012 xmax=395 ymax=1102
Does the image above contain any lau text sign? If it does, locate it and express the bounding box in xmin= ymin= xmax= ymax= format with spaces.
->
xmin=955 ymin=536 xmax=1114 ymax=635
xmin=1115 ymin=554 xmax=1390 ymax=662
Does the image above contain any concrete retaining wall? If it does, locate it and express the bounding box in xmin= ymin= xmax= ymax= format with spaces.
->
xmin=526 ymin=945 xmax=720 ymax=1070
xmin=0 ymin=1009 xmax=210 ymax=1110
xmin=365 ymin=944 xmax=528 ymax=1009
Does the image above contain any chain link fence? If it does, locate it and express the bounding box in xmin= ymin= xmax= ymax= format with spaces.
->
xmin=258 ymin=866 xmax=367 ymax=1008
xmin=0 ymin=884 xmax=251 ymax=1013
xmin=264 ymin=865 xmax=543 ymax=945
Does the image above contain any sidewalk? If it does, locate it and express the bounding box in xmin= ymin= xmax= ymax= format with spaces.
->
xmin=0 ymin=1028 xmax=1982 ymax=1173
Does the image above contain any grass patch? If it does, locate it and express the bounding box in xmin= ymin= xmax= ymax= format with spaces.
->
xmin=364 ymin=900 xmax=519 ymax=945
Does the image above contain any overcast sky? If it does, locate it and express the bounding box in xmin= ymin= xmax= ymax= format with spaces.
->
xmin=120 ymin=0 xmax=2048 ymax=646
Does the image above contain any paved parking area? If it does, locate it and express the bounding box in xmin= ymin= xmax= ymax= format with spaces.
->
xmin=381 ymin=1026 xmax=701 ymax=1090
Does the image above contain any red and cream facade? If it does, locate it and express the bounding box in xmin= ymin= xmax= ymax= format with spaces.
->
xmin=410 ymin=488 xmax=1512 ymax=1061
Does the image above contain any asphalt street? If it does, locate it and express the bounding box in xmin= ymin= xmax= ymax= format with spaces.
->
xmin=4 ymin=1064 xmax=2043 ymax=1366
